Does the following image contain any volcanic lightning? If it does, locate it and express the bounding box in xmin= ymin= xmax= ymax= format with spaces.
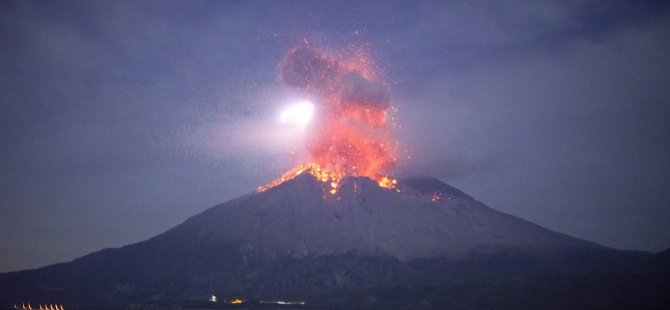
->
xmin=258 ymin=45 xmax=397 ymax=195
xmin=279 ymin=100 xmax=315 ymax=129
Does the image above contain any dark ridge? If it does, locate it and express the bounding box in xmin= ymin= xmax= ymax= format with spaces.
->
xmin=657 ymin=247 xmax=670 ymax=260
xmin=399 ymin=177 xmax=472 ymax=199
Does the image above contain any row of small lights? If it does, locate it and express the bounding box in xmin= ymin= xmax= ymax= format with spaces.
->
xmin=16 ymin=304 xmax=64 ymax=310
xmin=210 ymin=295 xmax=305 ymax=306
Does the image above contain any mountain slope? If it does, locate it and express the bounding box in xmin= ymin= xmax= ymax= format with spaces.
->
xmin=165 ymin=174 xmax=598 ymax=261
xmin=0 ymin=175 xmax=607 ymax=307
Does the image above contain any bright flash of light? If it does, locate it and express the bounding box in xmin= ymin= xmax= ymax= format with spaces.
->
xmin=279 ymin=100 xmax=314 ymax=128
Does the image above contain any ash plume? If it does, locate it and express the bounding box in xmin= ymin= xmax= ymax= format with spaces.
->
xmin=281 ymin=46 xmax=391 ymax=110
xmin=279 ymin=46 xmax=396 ymax=179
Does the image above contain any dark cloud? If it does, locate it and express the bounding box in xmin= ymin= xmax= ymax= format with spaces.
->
xmin=281 ymin=46 xmax=390 ymax=109
xmin=339 ymin=72 xmax=390 ymax=110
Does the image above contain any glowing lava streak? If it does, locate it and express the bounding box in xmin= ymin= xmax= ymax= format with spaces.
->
xmin=259 ymin=46 xmax=397 ymax=194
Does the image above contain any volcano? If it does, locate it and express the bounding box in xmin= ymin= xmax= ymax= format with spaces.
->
xmin=4 ymin=173 xmax=668 ymax=309
xmin=179 ymin=174 xmax=596 ymax=261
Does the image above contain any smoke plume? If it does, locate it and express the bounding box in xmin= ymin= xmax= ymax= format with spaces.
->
xmin=280 ymin=46 xmax=396 ymax=179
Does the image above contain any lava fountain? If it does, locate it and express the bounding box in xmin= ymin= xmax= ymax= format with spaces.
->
xmin=258 ymin=46 xmax=397 ymax=194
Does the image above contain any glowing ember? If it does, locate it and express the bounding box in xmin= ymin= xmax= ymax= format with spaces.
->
xmin=229 ymin=298 xmax=244 ymax=304
xmin=259 ymin=45 xmax=398 ymax=194
xmin=257 ymin=162 xmax=345 ymax=193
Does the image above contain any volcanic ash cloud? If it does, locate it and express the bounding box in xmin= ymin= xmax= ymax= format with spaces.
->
xmin=280 ymin=46 xmax=396 ymax=180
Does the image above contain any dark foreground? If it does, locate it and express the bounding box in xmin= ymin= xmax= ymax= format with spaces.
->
xmin=2 ymin=247 xmax=669 ymax=309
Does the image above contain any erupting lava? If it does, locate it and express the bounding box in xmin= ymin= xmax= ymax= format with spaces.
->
xmin=258 ymin=46 xmax=398 ymax=194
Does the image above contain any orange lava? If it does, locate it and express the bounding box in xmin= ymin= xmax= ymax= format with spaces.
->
xmin=259 ymin=46 xmax=397 ymax=194
xmin=256 ymin=162 xmax=396 ymax=195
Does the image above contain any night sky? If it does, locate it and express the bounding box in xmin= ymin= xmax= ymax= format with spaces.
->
xmin=1 ymin=0 xmax=669 ymax=272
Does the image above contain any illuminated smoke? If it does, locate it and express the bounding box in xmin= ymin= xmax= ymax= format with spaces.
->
xmin=281 ymin=47 xmax=390 ymax=110
xmin=338 ymin=72 xmax=390 ymax=110
xmin=279 ymin=46 xmax=396 ymax=182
